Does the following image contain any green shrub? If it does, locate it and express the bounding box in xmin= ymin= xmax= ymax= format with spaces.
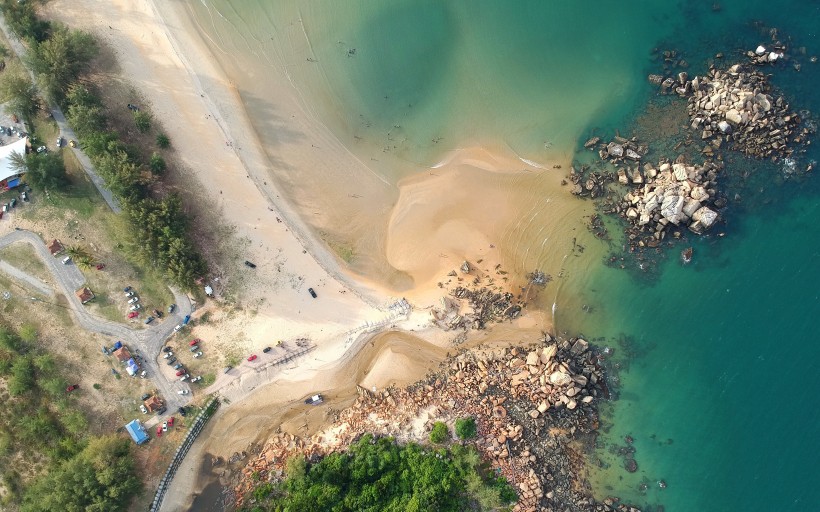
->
xmin=429 ymin=421 xmax=449 ymax=444
xmin=455 ymin=417 xmax=477 ymax=440
xmin=133 ymin=110 xmax=151 ymax=133
xmin=156 ymin=132 xmax=170 ymax=148
xmin=149 ymin=152 xmax=166 ymax=174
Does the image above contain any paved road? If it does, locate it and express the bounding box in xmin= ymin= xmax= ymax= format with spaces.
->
xmin=0 ymin=229 xmax=192 ymax=419
xmin=0 ymin=14 xmax=121 ymax=213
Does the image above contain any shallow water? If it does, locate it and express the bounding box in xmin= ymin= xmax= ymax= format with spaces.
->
xmin=187 ymin=1 xmax=820 ymax=510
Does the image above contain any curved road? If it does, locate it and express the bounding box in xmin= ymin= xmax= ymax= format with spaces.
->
xmin=0 ymin=229 xmax=192 ymax=419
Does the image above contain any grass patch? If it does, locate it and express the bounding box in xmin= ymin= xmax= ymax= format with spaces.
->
xmin=0 ymin=242 xmax=50 ymax=283
xmin=200 ymin=373 xmax=216 ymax=387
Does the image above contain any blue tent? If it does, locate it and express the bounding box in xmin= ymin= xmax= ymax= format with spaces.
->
xmin=6 ymin=177 xmax=20 ymax=189
xmin=126 ymin=359 xmax=139 ymax=376
xmin=113 ymin=341 xmax=123 ymax=350
xmin=125 ymin=420 xmax=149 ymax=445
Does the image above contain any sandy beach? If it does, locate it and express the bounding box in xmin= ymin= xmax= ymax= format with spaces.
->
xmin=41 ymin=0 xmax=598 ymax=509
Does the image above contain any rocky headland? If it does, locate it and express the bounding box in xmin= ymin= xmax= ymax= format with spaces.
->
xmin=234 ymin=335 xmax=644 ymax=512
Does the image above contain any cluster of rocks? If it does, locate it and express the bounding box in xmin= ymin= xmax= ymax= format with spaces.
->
xmin=618 ymin=157 xmax=725 ymax=238
xmin=234 ymin=336 xmax=642 ymax=512
xmin=652 ymin=61 xmax=810 ymax=160
xmin=433 ymin=260 xmax=526 ymax=331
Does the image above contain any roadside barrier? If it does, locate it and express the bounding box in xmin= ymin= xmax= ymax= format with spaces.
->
xmin=149 ymin=397 xmax=220 ymax=512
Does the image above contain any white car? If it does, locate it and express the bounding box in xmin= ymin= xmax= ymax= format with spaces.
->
xmin=125 ymin=291 xmax=135 ymax=297
xmin=162 ymin=421 xmax=168 ymax=432
xmin=191 ymin=375 xmax=202 ymax=383
xmin=193 ymin=351 xmax=203 ymax=358
xmin=140 ymin=370 xmax=147 ymax=379
xmin=140 ymin=405 xmax=148 ymax=414
xmin=129 ymin=304 xmax=142 ymax=311
xmin=163 ymin=352 xmax=173 ymax=359
xmin=128 ymin=297 xmax=139 ymax=304
xmin=177 ymin=389 xmax=189 ymax=395
xmin=56 ymin=137 xmax=63 ymax=147
xmin=173 ymin=324 xmax=183 ymax=332
xmin=180 ymin=374 xmax=189 ymax=382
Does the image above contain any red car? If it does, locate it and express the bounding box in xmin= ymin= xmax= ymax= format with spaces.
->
xmin=156 ymin=425 xmax=163 ymax=437
xmin=66 ymin=384 xmax=79 ymax=392
xmin=175 ymin=369 xmax=185 ymax=376
xmin=168 ymin=416 xmax=175 ymax=427
xmin=95 ymin=263 xmax=105 ymax=270
xmin=127 ymin=311 xmax=138 ymax=319
xmin=247 ymin=354 xmax=257 ymax=362
xmin=189 ymin=338 xmax=201 ymax=347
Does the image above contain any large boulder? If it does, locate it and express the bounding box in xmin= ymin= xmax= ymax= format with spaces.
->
xmin=607 ymin=142 xmax=624 ymax=158
xmin=725 ymin=109 xmax=743 ymax=125
xmin=549 ymin=371 xmax=572 ymax=387
xmin=692 ymin=206 xmax=718 ymax=228
xmin=682 ymin=198 xmax=702 ymax=218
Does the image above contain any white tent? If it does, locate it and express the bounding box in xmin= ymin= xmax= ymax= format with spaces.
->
xmin=0 ymin=137 xmax=28 ymax=184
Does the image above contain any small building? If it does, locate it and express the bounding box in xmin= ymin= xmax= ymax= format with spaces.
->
xmin=143 ymin=395 xmax=163 ymax=413
xmin=48 ymin=239 xmax=65 ymax=256
xmin=113 ymin=346 xmax=132 ymax=363
xmin=0 ymin=137 xmax=28 ymax=190
xmin=125 ymin=358 xmax=140 ymax=376
xmin=75 ymin=287 xmax=95 ymax=304
xmin=124 ymin=419 xmax=149 ymax=445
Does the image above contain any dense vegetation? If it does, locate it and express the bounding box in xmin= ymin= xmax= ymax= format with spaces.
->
xmin=242 ymin=434 xmax=516 ymax=512
xmin=0 ymin=326 xmax=140 ymax=510
xmin=0 ymin=0 xmax=207 ymax=289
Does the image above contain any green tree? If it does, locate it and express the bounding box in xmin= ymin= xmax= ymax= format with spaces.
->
xmin=18 ymin=324 xmax=37 ymax=344
xmin=429 ymin=421 xmax=449 ymax=444
xmin=65 ymin=245 xmax=94 ymax=269
xmin=133 ymin=110 xmax=151 ymax=133
xmin=0 ymin=0 xmax=51 ymax=41
xmin=27 ymin=25 xmax=97 ymax=103
xmin=455 ymin=417 xmax=477 ymax=440
xmin=10 ymin=151 xmax=69 ymax=191
xmin=21 ymin=436 xmax=140 ymax=512
xmin=41 ymin=376 xmax=69 ymax=398
xmin=0 ymin=71 xmax=39 ymax=123
xmin=8 ymin=357 xmax=35 ymax=396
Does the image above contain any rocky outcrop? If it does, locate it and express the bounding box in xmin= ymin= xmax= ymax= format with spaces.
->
xmin=234 ymin=336 xmax=639 ymax=512
xmin=650 ymin=59 xmax=812 ymax=160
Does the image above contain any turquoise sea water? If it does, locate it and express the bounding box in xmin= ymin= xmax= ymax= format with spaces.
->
xmin=189 ymin=1 xmax=820 ymax=510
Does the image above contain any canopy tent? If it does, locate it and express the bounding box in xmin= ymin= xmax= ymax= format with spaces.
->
xmin=0 ymin=137 xmax=28 ymax=185
xmin=125 ymin=419 xmax=149 ymax=445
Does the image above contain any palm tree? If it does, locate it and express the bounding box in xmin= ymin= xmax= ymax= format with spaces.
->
xmin=65 ymin=246 xmax=95 ymax=269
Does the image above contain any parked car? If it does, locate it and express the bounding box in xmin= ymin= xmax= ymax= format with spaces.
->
xmin=141 ymin=393 xmax=151 ymax=401
xmin=1 ymin=204 xmax=7 ymax=213
xmin=163 ymin=351 xmax=173 ymax=359
xmin=129 ymin=304 xmax=142 ymax=311
xmin=140 ymin=370 xmax=148 ymax=379
xmin=175 ymin=370 xmax=185 ymax=376
xmin=9 ymin=198 xmax=16 ymax=208
xmin=182 ymin=315 xmax=191 ymax=325
xmin=152 ymin=309 xmax=163 ymax=318
xmin=177 ymin=389 xmax=189 ymax=395
xmin=128 ymin=297 xmax=139 ymax=304
xmin=123 ymin=286 xmax=132 ymax=292
xmin=125 ymin=291 xmax=135 ymax=297
xmin=244 ymin=260 xmax=257 ymax=268
xmin=308 ymin=287 xmax=318 ymax=298
xmin=62 ymin=256 xmax=71 ymax=264
xmin=21 ymin=191 xmax=28 ymax=202
xmin=163 ymin=346 xmax=172 ymax=353
xmin=156 ymin=425 xmax=163 ymax=437
xmin=69 ymin=139 xmax=76 ymax=147
xmin=145 ymin=316 xmax=155 ymax=324
xmin=66 ymin=384 xmax=79 ymax=393
xmin=189 ymin=338 xmax=200 ymax=346
xmin=56 ymin=136 xmax=63 ymax=147
xmin=168 ymin=303 xmax=176 ymax=313
xmin=223 ymin=366 xmax=232 ymax=374
xmin=166 ymin=357 xmax=177 ymax=365
xmin=173 ymin=363 xmax=183 ymax=370
xmin=178 ymin=406 xmax=187 ymax=417
xmin=95 ymin=263 xmax=105 ymax=270
xmin=262 ymin=346 xmax=272 ymax=353
xmin=304 ymin=394 xmax=324 ymax=405
xmin=173 ymin=324 xmax=183 ymax=332
xmin=162 ymin=421 xmax=168 ymax=432
xmin=191 ymin=376 xmax=202 ymax=383
xmin=189 ymin=345 xmax=199 ymax=352
xmin=140 ymin=405 xmax=148 ymax=414
xmin=156 ymin=406 xmax=167 ymax=415
xmin=168 ymin=417 xmax=175 ymax=427
xmin=247 ymin=354 xmax=257 ymax=362
xmin=180 ymin=374 xmax=190 ymax=382
xmin=127 ymin=311 xmax=139 ymax=319
xmin=193 ymin=351 xmax=203 ymax=358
